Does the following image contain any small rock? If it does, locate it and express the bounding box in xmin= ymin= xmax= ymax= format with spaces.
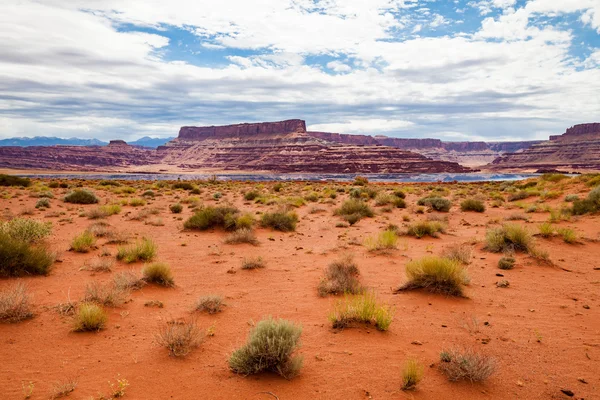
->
xmin=583 ymin=305 xmax=590 ymax=309
xmin=560 ymin=389 xmax=574 ymax=397
xmin=529 ymin=309 xmax=535 ymax=312
xmin=516 ymin=380 xmax=524 ymax=387
xmin=578 ymin=377 xmax=588 ymax=384
xmin=496 ymin=280 xmax=510 ymax=288
xmin=496 ymin=273 xmax=504 ymax=277
xmin=411 ymin=340 xmax=423 ymax=345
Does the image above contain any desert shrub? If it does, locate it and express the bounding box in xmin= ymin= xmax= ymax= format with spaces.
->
xmin=334 ymin=199 xmax=374 ymax=225
xmin=170 ymin=203 xmax=183 ymax=213
xmin=304 ymin=192 xmax=319 ymax=202
xmin=195 ymin=295 xmax=224 ymax=314
xmin=0 ymin=174 xmax=31 ymax=187
xmin=49 ymin=379 xmax=78 ymax=399
xmin=142 ymin=262 xmax=174 ymax=287
xmin=364 ymin=230 xmax=398 ymax=252
xmin=374 ymin=193 xmax=393 ymax=206
xmin=99 ymin=180 xmax=120 ymax=186
xmin=72 ymin=303 xmax=107 ymax=332
xmin=353 ymin=176 xmax=369 ymax=186
xmin=504 ymin=212 xmax=529 ymax=221
xmin=128 ymin=198 xmax=146 ymax=207
xmin=35 ymin=198 xmax=50 ymax=209
xmin=156 ymin=319 xmax=203 ymax=357
xmin=317 ymin=255 xmax=362 ymax=297
xmin=64 ymin=190 xmax=99 ymax=204
xmin=241 ymin=257 xmax=265 ymax=270
xmin=70 ymin=231 xmax=96 ymax=253
xmin=393 ymin=197 xmax=407 ymax=208
xmin=142 ymin=190 xmax=155 ymax=198
xmin=538 ymin=222 xmax=554 ymax=238
xmin=113 ymin=270 xmax=146 ymax=291
xmin=273 ymin=183 xmax=283 ymax=192
xmin=442 ymin=244 xmax=472 ymax=264
xmin=224 ymin=228 xmax=259 ymax=245
xmin=498 ymin=256 xmax=515 ymax=270
xmin=0 ymin=218 xmax=52 ymax=242
xmin=572 ymin=199 xmax=596 ymax=215
xmin=0 ymin=283 xmax=33 ymax=323
xmin=183 ymin=206 xmax=240 ymax=230
xmin=460 ymin=199 xmax=485 ymax=212
xmin=116 ymin=238 xmax=156 ymax=263
xmin=564 ymin=194 xmax=579 ymax=202
xmin=235 ymin=213 xmax=255 ymax=229
xmin=401 ymin=358 xmax=424 ymax=391
xmin=172 ymin=182 xmax=194 ymax=190
xmin=87 ymin=204 xmax=121 ymax=219
xmin=80 ymin=258 xmax=114 ymax=272
xmin=557 ymin=228 xmax=577 ymax=244
xmin=328 ymin=292 xmax=394 ymax=331
xmin=540 ymin=173 xmax=568 ymax=182
xmin=508 ymin=191 xmax=530 ymax=202
xmin=485 ymin=224 xmax=533 ymax=253
xmin=406 ymin=221 xmax=446 ymax=238
xmin=229 ymin=317 xmax=303 ymax=379
xmin=417 ymin=196 xmax=451 ymax=212
xmin=439 ymin=348 xmax=496 ymax=382
xmin=393 ymin=189 xmax=406 ymax=199
xmin=260 ymin=210 xmax=298 ymax=232
xmin=0 ymin=233 xmax=54 ymax=277
xmin=396 ymin=256 xmax=469 ymax=297
xmin=84 ymin=281 xmax=129 ymax=307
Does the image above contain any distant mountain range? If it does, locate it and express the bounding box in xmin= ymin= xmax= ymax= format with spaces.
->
xmin=0 ymin=136 xmax=174 ymax=148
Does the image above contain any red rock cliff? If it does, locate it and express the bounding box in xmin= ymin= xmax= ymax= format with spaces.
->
xmin=178 ymin=119 xmax=307 ymax=140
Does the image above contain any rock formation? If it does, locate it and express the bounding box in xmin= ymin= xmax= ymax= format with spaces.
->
xmin=307 ymin=132 xmax=539 ymax=167
xmin=488 ymin=123 xmax=600 ymax=171
xmin=158 ymin=120 xmax=471 ymax=173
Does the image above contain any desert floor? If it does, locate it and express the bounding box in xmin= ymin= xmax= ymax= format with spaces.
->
xmin=1 ymin=176 xmax=599 ymax=400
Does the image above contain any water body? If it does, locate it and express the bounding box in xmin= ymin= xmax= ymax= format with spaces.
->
xmin=18 ymin=172 xmax=539 ymax=183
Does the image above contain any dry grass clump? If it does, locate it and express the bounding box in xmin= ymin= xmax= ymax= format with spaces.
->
xmin=328 ymin=292 xmax=394 ymax=331
xmin=0 ymin=282 xmax=34 ymax=323
xmin=116 ymin=238 xmax=156 ymax=263
xmin=417 ymin=196 xmax=452 ymax=212
xmin=260 ymin=210 xmax=298 ymax=231
xmin=80 ymin=258 xmax=114 ymax=273
xmin=557 ymin=227 xmax=578 ymax=244
xmin=485 ymin=224 xmax=534 ymax=253
xmin=241 ymin=257 xmax=265 ymax=270
xmin=87 ymin=204 xmax=121 ymax=219
xmin=0 ymin=233 xmax=54 ymax=277
xmin=86 ymin=221 xmax=113 ymax=237
xmin=170 ymin=203 xmax=183 ymax=213
xmin=155 ymin=319 xmax=203 ymax=357
xmin=406 ymin=221 xmax=446 ymax=238
xmin=229 ymin=317 xmax=303 ymax=379
xmin=195 ymin=295 xmax=224 ymax=314
xmin=395 ymin=256 xmax=469 ymax=297
xmin=64 ymin=189 xmax=99 ymax=204
xmin=129 ymin=207 xmax=160 ymax=221
xmin=317 ymin=255 xmax=363 ymax=297
xmin=401 ymin=358 xmax=424 ymax=391
xmin=0 ymin=174 xmax=31 ymax=187
xmin=442 ymin=244 xmax=472 ymax=265
xmin=498 ymin=256 xmax=515 ymax=270
xmin=70 ymin=231 xmax=96 ymax=253
xmin=538 ymin=222 xmax=554 ymax=238
xmin=72 ymin=303 xmax=107 ymax=332
xmin=439 ymin=348 xmax=496 ymax=382
xmin=142 ymin=262 xmax=174 ymax=287
xmin=364 ymin=229 xmax=398 ymax=252
xmin=113 ymin=270 xmax=146 ymax=291
xmin=49 ymin=379 xmax=78 ymax=399
xmin=84 ymin=281 xmax=129 ymax=307
xmin=224 ymin=228 xmax=259 ymax=245
xmin=504 ymin=212 xmax=529 ymax=221
xmin=334 ymin=199 xmax=374 ymax=225
xmin=0 ymin=217 xmax=52 ymax=243
xmin=460 ymin=198 xmax=485 ymax=212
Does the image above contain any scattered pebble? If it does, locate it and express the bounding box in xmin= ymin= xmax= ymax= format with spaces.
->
xmin=583 ymin=305 xmax=590 ymax=309
xmin=560 ymin=389 xmax=574 ymax=397
xmin=496 ymin=280 xmax=510 ymax=288
xmin=411 ymin=340 xmax=423 ymax=345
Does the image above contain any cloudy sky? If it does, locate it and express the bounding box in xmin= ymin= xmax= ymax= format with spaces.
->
xmin=0 ymin=0 xmax=599 ymax=142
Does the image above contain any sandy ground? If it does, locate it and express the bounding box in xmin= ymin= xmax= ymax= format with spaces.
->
xmin=0 ymin=178 xmax=599 ymax=400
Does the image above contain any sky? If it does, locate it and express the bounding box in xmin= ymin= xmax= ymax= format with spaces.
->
xmin=0 ymin=0 xmax=599 ymax=142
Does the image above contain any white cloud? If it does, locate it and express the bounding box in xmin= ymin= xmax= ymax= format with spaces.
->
xmin=326 ymin=61 xmax=352 ymax=73
xmin=309 ymin=119 xmax=415 ymax=133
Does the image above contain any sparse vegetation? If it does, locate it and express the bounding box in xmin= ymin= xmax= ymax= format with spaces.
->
xmin=485 ymin=224 xmax=534 ymax=253
xmin=155 ymin=319 xmax=203 ymax=357
xmin=116 ymin=238 xmax=156 ymax=263
xmin=328 ymin=292 xmax=394 ymax=331
xmin=84 ymin=281 xmax=129 ymax=307
xmin=241 ymin=256 xmax=265 ymax=270
xmin=364 ymin=229 xmax=398 ymax=252
xmin=334 ymin=199 xmax=374 ymax=225
xmin=0 ymin=282 xmax=33 ymax=323
xmin=417 ymin=196 xmax=452 ymax=212
xmin=260 ymin=210 xmax=298 ymax=231
xmin=0 ymin=174 xmax=31 ymax=187
xmin=70 ymin=231 xmax=96 ymax=253
xmin=169 ymin=203 xmax=183 ymax=213
xmin=142 ymin=262 xmax=174 ymax=287
xmin=406 ymin=221 xmax=446 ymax=238
xmin=229 ymin=317 xmax=303 ymax=379
xmin=0 ymin=218 xmax=52 ymax=243
xmin=395 ymin=256 xmax=469 ymax=297
xmin=224 ymin=228 xmax=259 ymax=245
xmin=438 ymin=348 xmax=496 ymax=382
xmin=0 ymin=233 xmax=54 ymax=277
xmin=401 ymin=358 xmax=424 ymax=391
xmin=64 ymin=190 xmax=99 ymax=204
xmin=195 ymin=295 xmax=224 ymax=314
xmin=318 ymin=255 xmax=363 ymax=296
xmin=498 ymin=256 xmax=515 ymax=270
xmin=442 ymin=243 xmax=472 ymax=264
xmin=183 ymin=206 xmax=240 ymax=230
xmin=72 ymin=303 xmax=107 ymax=332
xmin=460 ymin=198 xmax=485 ymax=212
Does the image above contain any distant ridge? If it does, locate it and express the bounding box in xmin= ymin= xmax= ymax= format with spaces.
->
xmin=0 ymin=136 xmax=174 ymax=148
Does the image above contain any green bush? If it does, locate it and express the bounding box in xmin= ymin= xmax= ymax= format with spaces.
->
xmin=364 ymin=230 xmax=398 ymax=252
xmin=183 ymin=206 xmax=240 ymax=230
xmin=395 ymin=256 xmax=469 ymax=297
xmin=260 ymin=211 xmax=298 ymax=232
xmin=0 ymin=174 xmax=31 ymax=187
xmin=334 ymin=199 xmax=374 ymax=225
xmin=70 ymin=231 xmax=96 ymax=253
xmin=0 ymin=218 xmax=52 ymax=243
xmin=498 ymin=256 xmax=515 ymax=270
xmin=328 ymin=292 xmax=394 ymax=331
xmin=64 ymin=190 xmax=99 ymax=204
xmin=538 ymin=222 xmax=554 ymax=238
xmin=0 ymin=233 xmax=54 ymax=277
xmin=142 ymin=262 xmax=174 ymax=287
xmin=406 ymin=221 xmax=446 ymax=238
xmin=172 ymin=182 xmax=194 ymax=190
xmin=117 ymin=238 xmax=157 ymax=263
xmin=460 ymin=199 xmax=485 ymax=212
xmin=508 ymin=191 xmax=530 ymax=201
xmin=170 ymin=203 xmax=183 ymax=213
xmin=540 ymin=173 xmax=568 ymax=182
xmin=417 ymin=196 xmax=451 ymax=212
xmin=229 ymin=317 xmax=303 ymax=379
xmin=72 ymin=303 xmax=107 ymax=332
xmin=99 ymin=180 xmax=121 ymax=187
xmin=35 ymin=198 xmax=50 ymax=209
xmin=401 ymin=359 xmax=424 ymax=391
